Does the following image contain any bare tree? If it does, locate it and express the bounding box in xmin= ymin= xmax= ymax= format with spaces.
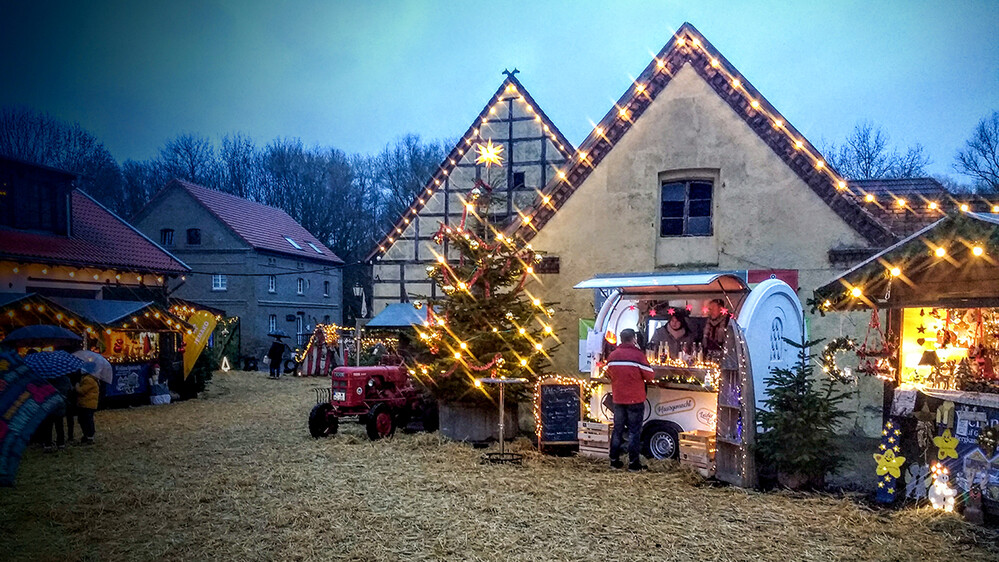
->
xmin=159 ymin=133 xmax=217 ymax=186
xmin=825 ymin=121 xmax=930 ymax=180
xmin=121 ymin=159 xmax=170 ymax=219
xmin=0 ymin=106 xmax=126 ymax=214
xmin=217 ymin=133 xmax=260 ymax=200
xmin=955 ymin=111 xmax=999 ymax=194
xmin=371 ymin=134 xmax=453 ymax=223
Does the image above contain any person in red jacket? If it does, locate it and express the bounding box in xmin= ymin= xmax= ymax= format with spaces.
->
xmin=605 ymin=328 xmax=655 ymax=471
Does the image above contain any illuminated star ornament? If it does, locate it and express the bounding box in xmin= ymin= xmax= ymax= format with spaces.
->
xmin=474 ymin=140 xmax=504 ymax=167
xmin=933 ymin=429 xmax=959 ymax=460
xmin=875 ymin=419 xmax=905 ymax=503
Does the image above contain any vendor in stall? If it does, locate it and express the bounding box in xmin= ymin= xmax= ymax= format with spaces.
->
xmin=702 ymin=299 xmax=730 ymax=355
xmin=648 ymin=308 xmax=696 ymax=357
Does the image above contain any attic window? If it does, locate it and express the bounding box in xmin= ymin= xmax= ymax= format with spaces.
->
xmin=284 ymin=236 xmax=303 ymax=250
xmin=307 ymin=242 xmax=324 ymax=254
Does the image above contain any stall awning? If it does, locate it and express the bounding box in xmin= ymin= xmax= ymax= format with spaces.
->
xmin=573 ymin=272 xmax=749 ymax=295
xmin=365 ymin=303 xmax=427 ymax=329
xmin=813 ymin=212 xmax=999 ymax=313
xmin=51 ymin=297 xmax=190 ymax=331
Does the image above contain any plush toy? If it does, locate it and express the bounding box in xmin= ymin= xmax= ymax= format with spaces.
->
xmin=929 ymin=463 xmax=957 ymax=512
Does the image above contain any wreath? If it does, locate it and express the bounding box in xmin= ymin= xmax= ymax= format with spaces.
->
xmin=822 ymin=337 xmax=857 ymax=383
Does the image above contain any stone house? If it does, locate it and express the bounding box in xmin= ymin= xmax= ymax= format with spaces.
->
xmin=367 ymin=74 xmax=574 ymax=313
xmin=502 ymin=24 xmax=955 ymax=436
xmin=133 ymin=179 xmax=343 ymax=357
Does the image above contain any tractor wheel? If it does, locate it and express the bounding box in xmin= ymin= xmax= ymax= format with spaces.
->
xmin=309 ymin=403 xmax=338 ymax=438
xmin=641 ymin=421 xmax=679 ymax=460
xmin=421 ymin=399 xmax=439 ymax=432
xmin=365 ymin=404 xmax=395 ymax=440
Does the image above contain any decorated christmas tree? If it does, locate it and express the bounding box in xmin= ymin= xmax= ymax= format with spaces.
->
xmin=411 ymin=140 xmax=558 ymax=403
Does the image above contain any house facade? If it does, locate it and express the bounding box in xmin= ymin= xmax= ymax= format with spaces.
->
xmin=133 ymin=180 xmax=343 ymax=357
xmin=502 ymin=24 xmax=961 ymax=436
xmin=367 ymin=74 xmax=574 ymax=313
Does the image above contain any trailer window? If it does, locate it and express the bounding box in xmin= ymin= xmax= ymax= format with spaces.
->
xmin=660 ymin=179 xmax=713 ymax=237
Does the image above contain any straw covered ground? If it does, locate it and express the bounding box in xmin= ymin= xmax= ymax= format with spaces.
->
xmin=2 ymin=371 xmax=998 ymax=562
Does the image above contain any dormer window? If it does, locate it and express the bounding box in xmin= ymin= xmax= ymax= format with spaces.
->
xmin=160 ymin=229 xmax=174 ymax=246
xmin=307 ymin=242 xmax=324 ymax=254
xmin=187 ymin=228 xmax=202 ymax=246
xmin=284 ymin=236 xmax=303 ymax=250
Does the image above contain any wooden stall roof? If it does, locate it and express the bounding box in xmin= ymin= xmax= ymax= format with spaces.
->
xmin=813 ymin=212 xmax=999 ymax=313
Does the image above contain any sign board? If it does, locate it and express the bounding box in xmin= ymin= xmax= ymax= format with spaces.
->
xmin=106 ymin=363 xmax=150 ymax=397
xmin=538 ymin=380 xmax=582 ymax=444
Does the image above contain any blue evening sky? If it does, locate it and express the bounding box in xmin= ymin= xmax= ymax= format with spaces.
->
xmin=2 ymin=1 xmax=997 ymax=179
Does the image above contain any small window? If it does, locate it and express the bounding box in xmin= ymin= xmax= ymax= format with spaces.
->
xmin=284 ymin=236 xmax=303 ymax=250
xmin=297 ymin=278 xmax=304 ymax=295
xmin=267 ymin=257 xmax=276 ymax=267
xmin=212 ymin=274 xmax=227 ymax=291
xmin=323 ymin=280 xmax=330 ymax=297
xmin=268 ymin=314 xmax=277 ymax=333
xmin=513 ymin=172 xmax=526 ymax=189
xmin=660 ymin=179 xmax=713 ymax=237
xmin=307 ymin=242 xmax=324 ymax=254
xmin=268 ymin=275 xmax=276 ymax=293
xmin=160 ymin=229 xmax=174 ymax=246
xmin=187 ymin=228 xmax=202 ymax=246
xmin=297 ymin=262 xmax=304 ymax=270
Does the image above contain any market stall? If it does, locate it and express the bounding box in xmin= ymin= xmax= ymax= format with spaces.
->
xmin=574 ymin=272 xmax=805 ymax=487
xmin=813 ymin=211 xmax=999 ymax=518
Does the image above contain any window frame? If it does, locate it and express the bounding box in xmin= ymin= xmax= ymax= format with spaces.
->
xmin=186 ymin=228 xmax=202 ymax=246
xmin=323 ymin=280 xmax=330 ymax=297
xmin=268 ymin=314 xmax=277 ymax=333
xmin=297 ymin=278 xmax=305 ymax=295
xmin=160 ymin=228 xmax=174 ymax=246
xmin=212 ymin=274 xmax=227 ymax=291
xmin=659 ymin=178 xmax=714 ymax=238
xmin=268 ymin=275 xmax=276 ymax=293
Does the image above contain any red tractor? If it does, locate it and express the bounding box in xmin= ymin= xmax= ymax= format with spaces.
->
xmin=308 ymin=365 xmax=438 ymax=440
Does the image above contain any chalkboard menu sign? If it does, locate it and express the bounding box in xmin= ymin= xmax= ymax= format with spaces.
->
xmin=539 ymin=381 xmax=582 ymax=444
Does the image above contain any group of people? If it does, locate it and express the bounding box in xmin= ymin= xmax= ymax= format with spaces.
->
xmin=603 ymin=299 xmax=731 ymax=471
xmin=647 ymin=298 xmax=731 ymax=357
xmin=34 ymin=347 xmax=100 ymax=450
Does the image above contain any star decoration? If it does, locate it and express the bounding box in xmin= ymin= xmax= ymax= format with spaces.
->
xmin=667 ymin=308 xmax=675 ymax=315
xmin=917 ymin=325 xmax=926 ymax=334
xmin=874 ymin=449 xmax=906 ymax=479
xmin=474 ymin=140 xmax=504 ymax=167
xmin=933 ymin=429 xmax=959 ymax=460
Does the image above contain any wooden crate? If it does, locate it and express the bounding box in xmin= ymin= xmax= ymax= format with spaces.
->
xmin=679 ymin=430 xmax=716 ymax=470
xmin=578 ymin=421 xmax=612 ymax=459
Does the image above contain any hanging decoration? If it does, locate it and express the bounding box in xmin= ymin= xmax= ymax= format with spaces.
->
xmin=874 ymin=418 xmax=905 ymax=503
xmin=856 ymin=308 xmax=896 ymax=381
xmin=821 ymin=337 xmax=857 ymax=383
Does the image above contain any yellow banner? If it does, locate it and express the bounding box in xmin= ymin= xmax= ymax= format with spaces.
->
xmin=183 ymin=311 xmax=217 ymax=378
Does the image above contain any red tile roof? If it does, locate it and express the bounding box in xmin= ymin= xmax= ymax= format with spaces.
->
xmin=0 ymin=191 xmax=189 ymax=273
xmin=166 ymin=179 xmax=343 ymax=264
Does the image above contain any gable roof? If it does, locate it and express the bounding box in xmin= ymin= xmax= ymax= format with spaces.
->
xmin=365 ymin=74 xmax=575 ymax=261
xmin=844 ymin=177 xmax=953 ymax=237
xmin=0 ymin=190 xmax=189 ymax=274
xmin=149 ymin=179 xmax=343 ymax=265
xmin=506 ymin=22 xmax=899 ymax=248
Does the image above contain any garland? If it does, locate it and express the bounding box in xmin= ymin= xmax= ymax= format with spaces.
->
xmin=821 ymin=337 xmax=857 ymax=383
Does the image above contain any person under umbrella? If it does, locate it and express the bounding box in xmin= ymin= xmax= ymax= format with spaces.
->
xmin=23 ymin=350 xmax=85 ymax=450
xmin=71 ymin=349 xmax=110 ymax=444
xmin=266 ymin=334 xmax=289 ymax=380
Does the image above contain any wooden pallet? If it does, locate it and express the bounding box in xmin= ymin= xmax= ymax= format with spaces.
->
xmin=578 ymin=421 xmax=612 ymax=459
xmin=679 ymin=429 xmax=716 ymax=476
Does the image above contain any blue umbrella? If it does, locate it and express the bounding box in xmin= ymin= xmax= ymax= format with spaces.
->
xmin=0 ymin=353 xmax=64 ymax=486
xmin=2 ymin=325 xmax=82 ymax=347
xmin=22 ymin=351 xmax=86 ymax=379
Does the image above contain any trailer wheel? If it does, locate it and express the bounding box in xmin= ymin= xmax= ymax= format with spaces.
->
xmin=365 ymin=404 xmax=395 ymax=440
xmin=308 ymin=403 xmax=338 ymax=438
xmin=641 ymin=421 xmax=679 ymax=460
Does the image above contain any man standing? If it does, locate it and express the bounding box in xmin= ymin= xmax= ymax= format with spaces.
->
xmin=267 ymin=338 xmax=288 ymax=379
xmin=702 ymin=299 xmax=730 ymax=355
xmin=605 ymin=329 xmax=655 ymax=471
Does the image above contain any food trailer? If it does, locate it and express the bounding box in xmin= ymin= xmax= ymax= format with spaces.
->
xmin=576 ymin=272 xmax=805 ymax=487
xmin=813 ymin=212 xmax=999 ymax=515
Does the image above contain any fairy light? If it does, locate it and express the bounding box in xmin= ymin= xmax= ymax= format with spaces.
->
xmin=928 ymin=201 xmax=938 ymax=210
xmin=961 ymin=203 xmax=969 ymax=212
xmin=935 ymin=247 xmax=946 ymax=257
xmin=851 ymin=287 xmax=863 ymax=298
xmin=865 ymin=194 xmax=875 ymax=203
xmin=972 ymin=246 xmax=984 ymax=257
xmin=837 ymin=180 xmax=847 ymax=190
xmin=889 ymin=267 xmax=901 ymax=277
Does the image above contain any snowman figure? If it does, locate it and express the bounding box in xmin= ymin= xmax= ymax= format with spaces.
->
xmin=929 ymin=463 xmax=957 ymax=512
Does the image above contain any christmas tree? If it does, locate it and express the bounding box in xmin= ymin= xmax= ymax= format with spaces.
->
xmin=411 ymin=140 xmax=558 ymax=403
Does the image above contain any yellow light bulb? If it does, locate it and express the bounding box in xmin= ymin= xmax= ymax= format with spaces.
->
xmin=710 ymin=58 xmax=719 ymax=68
xmin=928 ymin=202 xmax=938 ymax=210
xmin=961 ymin=203 xmax=969 ymax=212
xmin=850 ymin=287 xmax=862 ymax=298
xmin=774 ymin=119 xmax=784 ymax=128
xmin=532 ymin=298 xmax=541 ymax=306
xmin=453 ymin=352 xmax=461 ymax=359
xmin=935 ymin=247 xmax=946 ymax=257
xmin=526 ymin=266 xmax=534 ymax=274
xmin=635 ymin=83 xmax=645 ymax=93
xmin=795 ymin=140 xmax=804 ymax=150
xmin=837 ymin=180 xmax=847 ymax=189
xmin=972 ymin=246 xmax=984 ymax=257
xmin=437 ymin=255 xmax=445 ymax=263
xmin=896 ymin=198 xmax=906 ymax=208
xmin=459 ymin=342 xmax=467 ymax=349
xmin=865 ymin=194 xmax=875 ymax=203
xmin=750 ymin=100 xmax=760 ymax=109
xmin=816 ymin=160 xmax=825 ymax=169
xmin=465 ymin=203 xmax=474 ymax=212
xmin=595 ymin=126 xmax=604 ymax=135
xmin=618 ymin=107 xmax=628 ymax=118
xmin=522 ymin=216 xmax=531 ymax=224
xmin=676 ymin=37 xmax=685 ymax=47
xmin=557 ymin=170 xmax=566 ymax=180
xmin=518 ymin=328 xmax=526 ymax=335
xmin=992 ymin=205 xmax=998 ymax=213
xmin=520 ymin=358 xmax=528 ymax=366
xmin=544 ymin=325 xmax=553 ymax=334
xmin=474 ymin=379 xmax=481 ymax=387
xmin=542 ymin=196 xmax=551 ymax=204
xmin=732 ymin=78 xmax=741 ymax=88
xmin=535 ymin=343 xmax=543 ymax=351
xmin=457 ymin=282 xmax=467 ymax=290
xmin=890 ymin=267 xmax=901 ymax=277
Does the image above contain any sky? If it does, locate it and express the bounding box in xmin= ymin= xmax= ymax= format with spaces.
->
xmin=2 ymin=1 xmax=998 ymax=179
